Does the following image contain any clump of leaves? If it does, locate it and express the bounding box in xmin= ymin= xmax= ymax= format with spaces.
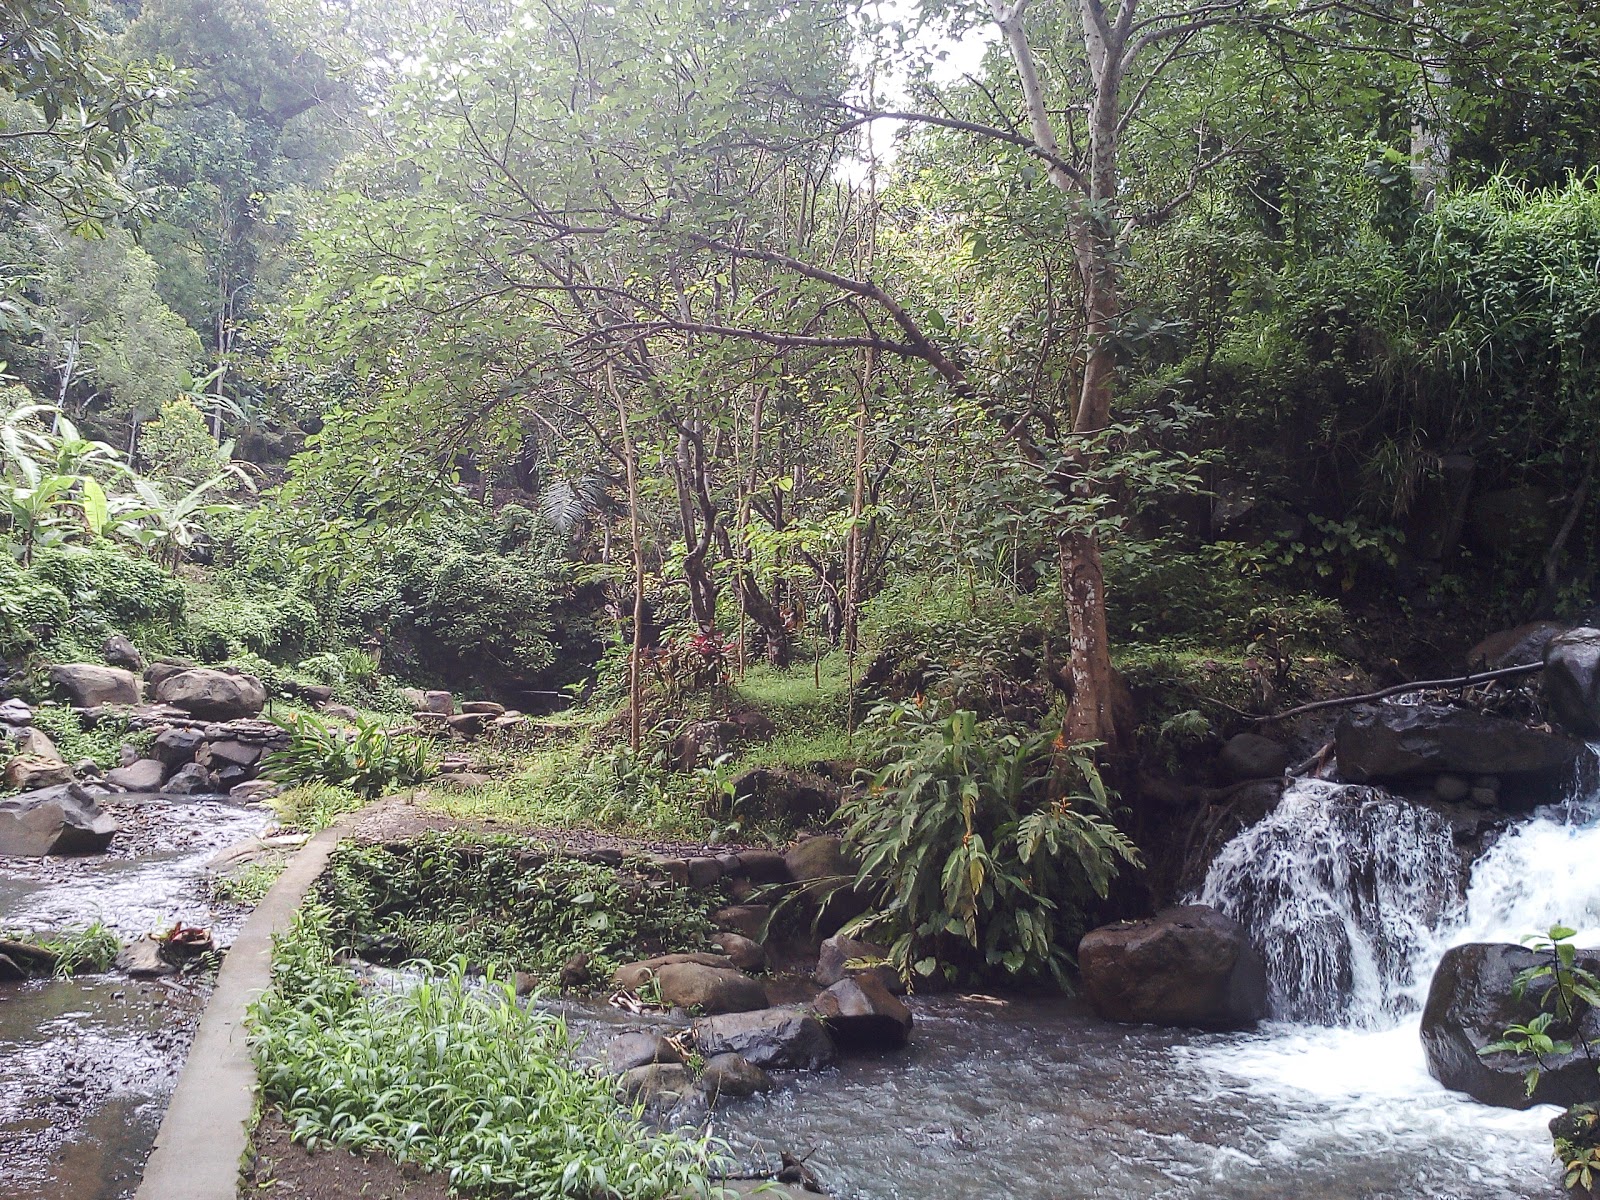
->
xmin=250 ymin=906 xmax=723 ymax=1199
xmin=319 ymin=833 xmax=719 ymax=986
xmin=3 ymin=921 xmax=121 ymax=975
xmin=266 ymin=782 xmax=366 ymax=834
xmin=836 ymin=699 xmax=1141 ymax=987
xmin=1480 ymin=925 xmax=1600 ymax=1098
xmin=213 ymin=861 xmax=287 ymax=905
xmin=262 ymin=711 xmax=433 ymax=799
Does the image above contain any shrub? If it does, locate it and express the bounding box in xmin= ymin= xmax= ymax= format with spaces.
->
xmin=837 ymin=700 xmax=1141 ymax=987
xmin=261 ymin=712 xmax=433 ymax=798
xmin=10 ymin=545 xmax=185 ymax=659
xmin=29 ymin=705 xmax=142 ymax=769
xmin=319 ymin=833 xmax=719 ymax=983
xmin=250 ymin=907 xmax=722 ymax=1199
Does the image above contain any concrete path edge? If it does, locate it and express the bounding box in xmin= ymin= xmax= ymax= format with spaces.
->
xmin=134 ymin=821 xmax=344 ymax=1200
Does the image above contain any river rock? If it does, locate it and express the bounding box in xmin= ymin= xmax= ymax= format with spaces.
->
xmin=107 ymin=757 xmax=169 ymax=792
xmin=697 ymin=1052 xmax=773 ymax=1100
xmin=1468 ymin=621 xmax=1570 ymax=671
xmin=605 ymin=1031 xmax=685 ymax=1074
xmin=423 ymin=690 xmax=454 ymax=715
xmin=49 ymin=663 xmax=140 ymax=707
xmin=1335 ymin=703 xmax=1583 ymax=785
xmin=142 ymin=658 xmax=195 ymax=688
xmin=710 ymin=905 xmax=770 ymax=941
xmin=784 ymin=835 xmax=850 ymax=881
xmin=0 ymin=698 xmax=32 ymax=725
xmin=5 ymin=755 xmax=72 ymax=791
xmin=731 ymin=849 xmax=791 ymax=884
xmin=812 ymin=974 xmax=913 ymax=1050
xmin=116 ymin=936 xmax=178 ymax=979
xmin=1078 ymin=904 xmax=1269 ymax=1030
xmin=611 ymin=952 xmax=734 ymax=990
xmin=102 ymin=634 xmax=144 ymax=671
xmin=1544 ymin=628 xmax=1600 ymax=738
xmin=693 ymin=1007 xmax=836 ymax=1071
xmin=1421 ymin=941 xmax=1600 ymax=1108
xmin=815 ymin=934 xmax=902 ymax=994
xmin=164 ymin=762 xmax=215 ymax=795
xmin=712 ymin=932 xmax=767 ymax=972
xmin=154 ymin=669 xmax=266 ymax=720
xmin=653 ymin=963 xmax=768 ymax=1013
xmin=617 ymin=1062 xmax=693 ymax=1101
xmin=447 ymin=712 xmax=488 ymax=738
xmin=229 ymin=779 xmax=282 ymax=803
xmin=153 ymin=727 xmax=205 ymax=766
xmin=0 ymin=783 xmax=118 ymax=856
xmin=460 ymin=700 xmax=505 ymax=716
xmin=1218 ymin=733 xmax=1290 ymax=781
xmin=732 ymin=767 xmax=840 ymax=825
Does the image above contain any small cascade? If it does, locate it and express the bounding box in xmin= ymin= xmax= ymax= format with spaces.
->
xmin=1198 ymin=778 xmax=1461 ymax=1026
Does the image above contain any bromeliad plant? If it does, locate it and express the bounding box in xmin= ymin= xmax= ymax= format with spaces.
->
xmin=836 ymin=699 xmax=1141 ymax=987
xmin=262 ymin=711 xmax=434 ymax=799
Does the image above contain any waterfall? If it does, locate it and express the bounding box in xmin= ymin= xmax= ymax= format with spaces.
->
xmin=1198 ymin=779 xmax=1462 ymax=1027
xmin=1200 ymin=760 xmax=1600 ymax=1031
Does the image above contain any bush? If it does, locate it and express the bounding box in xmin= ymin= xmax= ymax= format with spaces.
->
xmin=6 ymin=546 xmax=185 ymax=660
xmin=261 ymin=712 xmax=433 ymax=798
xmin=319 ymin=833 xmax=720 ymax=983
xmin=838 ymin=700 xmax=1141 ymax=987
xmin=251 ymin=907 xmax=722 ymax=1199
xmin=29 ymin=705 xmax=143 ymax=769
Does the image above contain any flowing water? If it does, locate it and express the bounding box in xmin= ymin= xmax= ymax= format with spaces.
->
xmin=710 ymin=772 xmax=1600 ymax=1199
xmin=0 ymin=794 xmax=274 ymax=1200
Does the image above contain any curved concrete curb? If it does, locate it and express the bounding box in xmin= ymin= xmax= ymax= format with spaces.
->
xmin=134 ymin=822 xmax=344 ymax=1200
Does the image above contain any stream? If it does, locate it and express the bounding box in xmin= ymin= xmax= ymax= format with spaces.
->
xmin=0 ymin=794 xmax=273 ymax=1200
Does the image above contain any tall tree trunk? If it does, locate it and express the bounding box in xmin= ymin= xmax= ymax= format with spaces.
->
xmin=609 ymin=367 xmax=645 ymax=752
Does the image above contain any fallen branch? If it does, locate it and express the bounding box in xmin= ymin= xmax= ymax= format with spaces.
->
xmin=1253 ymin=662 xmax=1542 ymax=724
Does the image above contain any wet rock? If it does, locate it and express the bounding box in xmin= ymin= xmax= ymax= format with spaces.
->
xmin=49 ymin=663 xmax=140 ymax=708
xmin=153 ymin=727 xmax=204 ymax=767
xmin=0 ymin=938 xmax=59 ymax=976
xmin=617 ymin=1062 xmax=693 ymax=1102
xmin=1335 ymin=703 xmax=1583 ymax=785
xmin=1544 ymin=628 xmax=1600 ymax=738
xmin=0 ymin=698 xmax=33 ymax=724
xmin=115 ymin=936 xmax=178 ymax=979
xmin=812 ymin=974 xmax=914 ymax=1050
xmin=164 ymin=762 xmax=215 ymax=795
xmin=5 ymin=755 xmax=72 ymax=791
xmin=423 ymin=690 xmax=454 ymax=715
xmin=0 ymin=783 xmax=118 ymax=856
xmin=230 ymin=779 xmax=282 ymax=804
xmin=712 ymin=932 xmax=767 ymax=972
xmin=653 ymin=962 xmax=768 ymax=1013
xmin=815 ymin=934 xmax=902 ymax=994
xmin=1422 ymin=942 xmax=1600 ymax=1108
xmin=107 ymin=757 xmax=169 ymax=793
xmin=102 ymin=634 xmax=143 ymax=672
xmin=1077 ymin=904 xmax=1269 ymax=1031
xmin=1435 ymin=773 xmax=1470 ymax=802
xmin=697 ymin=1052 xmax=772 ymax=1100
xmin=1468 ymin=621 xmax=1570 ymax=671
xmin=693 ymin=1007 xmax=836 ymax=1071
xmin=732 ymin=767 xmax=840 ymax=825
xmin=711 ymin=905 xmax=770 ymax=941
xmin=154 ymin=668 xmax=266 ymax=720
xmin=612 ymin=953 xmax=735 ymax=990
xmin=605 ymin=1032 xmax=685 ymax=1074
xmin=1218 ymin=733 xmax=1290 ymax=782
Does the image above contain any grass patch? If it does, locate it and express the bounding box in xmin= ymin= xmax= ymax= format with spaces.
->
xmin=266 ymin=783 xmax=367 ymax=833
xmin=213 ymin=860 xmax=288 ymax=905
xmin=251 ymin=906 xmax=723 ymax=1199
xmin=321 ymin=832 xmax=720 ymax=985
xmin=2 ymin=921 xmax=121 ymax=975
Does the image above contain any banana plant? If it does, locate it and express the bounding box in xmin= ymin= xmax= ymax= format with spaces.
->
xmin=114 ymin=469 xmax=251 ymax=570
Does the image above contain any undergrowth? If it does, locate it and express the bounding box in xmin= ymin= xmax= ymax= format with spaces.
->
xmin=319 ymin=833 xmax=719 ymax=985
xmin=250 ymin=906 xmax=724 ymax=1199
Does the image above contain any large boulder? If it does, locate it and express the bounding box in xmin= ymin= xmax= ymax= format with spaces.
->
xmin=784 ymin=835 xmax=850 ymax=881
xmin=697 ymin=1052 xmax=773 ymax=1100
xmin=0 ymin=783 xmax=118 ymax=856
xmin=5 ymin=755 xmax=72 ymax=790
xmin=1468 ymin=621 xmax=1571 ymax=671
xmin=1335 ymin=703 xmax=1583 ymax=785
xmin=815 ymin=934 xmax=902 ymax=994
xmin=49 ymin=663 xmax=140 ymax=708
xmin=1544 ymin=628 xmax=1600 ymax=739
xmin=1217 ymin=733 xmax=1290 ymax=782
xmin=153 ymin=727 xmax=204 ymax=767
xmin=101 ymin=634 xmax=144 ymax=672
xmin=612 ymin=953 xmax=732 ymax=990
xmin=1422 ymin=942 xmax=1600 ymax=1109
xmin=1077 ymin=904 xmax=1269 ymax=1030
xmin=693 ymin=1007 xmax=837 ymax=1071
xmin=154 ymin=669 xmax=266 ymax=720
xmin=106 ymin=757 xmax=169 ymax=792
xmin=652 ymin=962 xmax=768 ymax=1014
xmin=811 ymin=974 xmax=913 ymax=1050
xmin=604 ymin=1032 xmax=685 ymax=1074
xmin=0 ymin=698 xmax=32 ymax=725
